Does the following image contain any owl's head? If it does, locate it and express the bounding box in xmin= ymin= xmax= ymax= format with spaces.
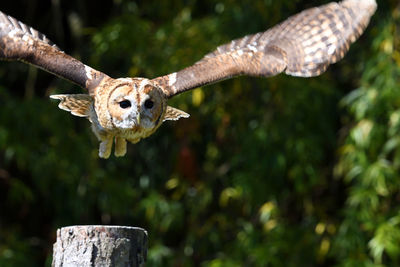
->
xmin=103 ymin=78 xmax=164 ymax=130
xmin=95 ymin=77 xmax=189 ymax=132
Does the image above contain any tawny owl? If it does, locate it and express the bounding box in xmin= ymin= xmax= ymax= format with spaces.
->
xmin=0 ymin=0 xmax=376 ymax=158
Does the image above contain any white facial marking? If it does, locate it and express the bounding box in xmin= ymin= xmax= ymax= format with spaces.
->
xmin=139 ymin=78 xmax=151 ymax=91
xmin=112 ymin=92 xmax=140 ymax=129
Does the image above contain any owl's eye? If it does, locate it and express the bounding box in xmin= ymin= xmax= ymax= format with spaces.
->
xmin=144 ymin=99 xmax=154 ymax=109
xmin=119 ymin=100 xmax=131 ymax=109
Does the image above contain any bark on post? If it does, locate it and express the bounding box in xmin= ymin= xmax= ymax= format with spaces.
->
xmin=52 ymin=225 xmax=147 ymax=267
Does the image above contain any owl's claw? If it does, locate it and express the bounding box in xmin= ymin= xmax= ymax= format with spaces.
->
xmin=99 ymin=139 xmax=112 ymax=159
xmin=114 ymin=137 xmax=127 ymax=157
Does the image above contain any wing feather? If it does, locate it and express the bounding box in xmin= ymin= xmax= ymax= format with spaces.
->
xmin=0 ymin=11 xmax=58 ymax=49
xmin=153 ymin=0 xmax=377 ymax=98
xmin=50 ymin=94 xmax=93 ymax=118
xmin=0 ymin=11 xmax=108 ymax=94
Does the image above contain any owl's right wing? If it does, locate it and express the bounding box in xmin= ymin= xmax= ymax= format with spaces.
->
xmin=0 ymin=11 xmax=108 ymax=94
xmin=153 ymin=0 xmax=377 ymax=98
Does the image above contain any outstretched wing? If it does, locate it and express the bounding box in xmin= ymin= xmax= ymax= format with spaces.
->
xmin=0 ymin=11 xmax=108 ymax=94
xmin=153 ymin=0 xmax=377 ymax=98
xmin=50 ymin=94 xmax=93 ymax=118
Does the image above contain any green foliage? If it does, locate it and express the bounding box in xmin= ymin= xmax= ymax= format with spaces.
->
xmin=334 ymin=6 xmax=400 ymax=265
xmin=0 ymin=0 xmax=399 ymax=266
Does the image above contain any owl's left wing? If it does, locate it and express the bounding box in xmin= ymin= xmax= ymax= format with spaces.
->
xmin=0 ymin=11 xmax=108 ymax=94
xmin=152 ymin=0 xmax=377 ymax=98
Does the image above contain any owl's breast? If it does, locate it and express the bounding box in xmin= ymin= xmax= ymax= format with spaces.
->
xmin=118 ymin=124 xmax=161 ymax=144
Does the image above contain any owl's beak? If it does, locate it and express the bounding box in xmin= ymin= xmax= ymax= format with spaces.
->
xmin=136 ymin=114 xmax=141 ymax=125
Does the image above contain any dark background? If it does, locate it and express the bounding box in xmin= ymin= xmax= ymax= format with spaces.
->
xmin=0 ymin=0 xmax=399 ymax=266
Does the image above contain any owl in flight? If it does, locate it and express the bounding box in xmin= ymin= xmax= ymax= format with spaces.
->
xmin=0 ymin=0 xmax=376 ymax=158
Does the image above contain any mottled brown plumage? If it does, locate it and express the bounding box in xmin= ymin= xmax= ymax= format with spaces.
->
xmin=153 ymin=0 xmax=377 ymax=96
xmin=0 ymin=0 xmax=377 ymax=158
xmin=51 ymin=77 xmax=188 ymax=158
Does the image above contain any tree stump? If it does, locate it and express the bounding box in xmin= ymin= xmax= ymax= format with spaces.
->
xmin=52 ymin=225 xmax=147 ymax=267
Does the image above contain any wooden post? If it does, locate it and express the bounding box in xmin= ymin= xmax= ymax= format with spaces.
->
xmin=52 ymin=225 xmax=147 ymax=267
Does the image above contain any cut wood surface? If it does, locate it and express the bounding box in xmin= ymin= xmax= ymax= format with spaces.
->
xmin=52 ymin=225 xmax=147 ymax=267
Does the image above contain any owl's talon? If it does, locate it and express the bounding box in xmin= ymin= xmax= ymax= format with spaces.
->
xmin=114 ymin=137 xmax=127 ymax=157
xmin=99 ymin=139 xmax=112 ymax=159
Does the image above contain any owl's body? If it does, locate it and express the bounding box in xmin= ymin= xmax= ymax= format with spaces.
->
xmin=0 ymin=0 xmax=377 ymax=158
xmin=51 ymin=77 xmax=188 ymax=158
